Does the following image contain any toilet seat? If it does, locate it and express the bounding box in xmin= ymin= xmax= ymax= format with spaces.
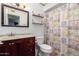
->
xmin=39 ymin=44 xmax=52 ymax=53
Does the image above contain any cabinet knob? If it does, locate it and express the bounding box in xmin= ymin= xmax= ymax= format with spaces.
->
xmin=12 ymin=43 xmax=14 ymax=45
xmin=9 ymin=43 xmax=11 ymax=45
xmin=9 ymin=43 xmax=14 ymax=45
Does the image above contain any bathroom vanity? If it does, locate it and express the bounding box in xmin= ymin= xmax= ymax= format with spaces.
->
xmin=0 ymin=35 xmax=35 ymax=56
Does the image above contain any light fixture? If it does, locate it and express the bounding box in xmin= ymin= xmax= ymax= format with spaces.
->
xmin=15 ymin=3 xmax=26 ymax=9
xmin=15 ymin=3 xmax=20 ymax=7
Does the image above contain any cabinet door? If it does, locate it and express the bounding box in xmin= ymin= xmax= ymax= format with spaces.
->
xmin=21 ymin=37 xmax=35 ymax=56
xmin=14 ymin=40 xmax=23 ymax=56
xmin=3 ymin=39 xmax=24 ymax=56
xmin=0 ymin=44 xmax=10 ymax=56
xmin=3 ymin=41 xmax=18 ymax=56
xmin=9 ymin=42 xmax=18 ymax=56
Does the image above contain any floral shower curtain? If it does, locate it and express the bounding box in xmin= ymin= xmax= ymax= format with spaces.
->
xmin=44 ymin=3 xmax=79 ymax=56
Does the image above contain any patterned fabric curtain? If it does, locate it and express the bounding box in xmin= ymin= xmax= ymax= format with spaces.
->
xmin=44 ymin=3 xmax=79 ymax=56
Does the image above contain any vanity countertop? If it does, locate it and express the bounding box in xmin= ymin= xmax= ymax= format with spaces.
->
xmin=0 ymin=34 xmax=35 ymax=41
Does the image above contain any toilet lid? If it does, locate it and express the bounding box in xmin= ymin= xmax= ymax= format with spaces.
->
xmin=40 ymin=44 xmax=52 ymax=50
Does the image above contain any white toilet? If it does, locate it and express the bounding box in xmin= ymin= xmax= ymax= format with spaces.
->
xmin=36 ymin=36 xmax=52 ymax=56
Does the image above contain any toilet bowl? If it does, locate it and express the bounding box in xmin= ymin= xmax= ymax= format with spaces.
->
xmin=39 ymin=44 xmax=52 ymax=54
xmin=36 ymin=36 xmax=52 ymax=55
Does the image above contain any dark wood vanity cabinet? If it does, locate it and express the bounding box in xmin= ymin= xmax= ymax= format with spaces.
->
xmin=0 ymin=37 xmax=35 ymax=56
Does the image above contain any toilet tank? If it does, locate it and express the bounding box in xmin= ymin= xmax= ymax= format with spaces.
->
xmin=36 ymin=36 xmax=44 ymax=45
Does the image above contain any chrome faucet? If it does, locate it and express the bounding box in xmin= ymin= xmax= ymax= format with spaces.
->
xmin=8 ymin=32 xmax=15 ymax=36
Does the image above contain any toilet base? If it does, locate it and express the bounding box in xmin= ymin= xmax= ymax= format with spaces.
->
xmin=38 ymin=51 xmax=51 ymax=56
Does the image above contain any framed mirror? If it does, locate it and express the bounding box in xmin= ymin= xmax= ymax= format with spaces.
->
xmin=1 ymin=4 xmax=29 ymax=27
